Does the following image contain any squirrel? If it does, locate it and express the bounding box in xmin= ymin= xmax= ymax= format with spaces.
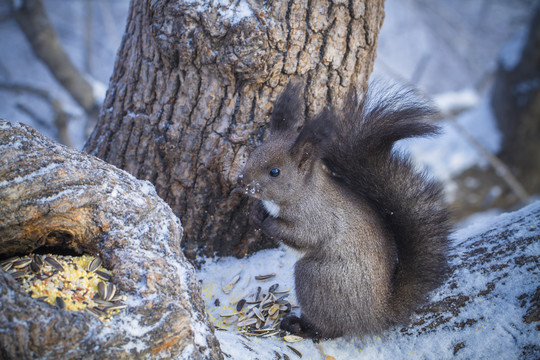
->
xmin=237 ymin=83 xmax=450 ymax=339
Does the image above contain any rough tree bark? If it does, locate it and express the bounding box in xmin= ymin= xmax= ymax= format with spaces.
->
xmin=84 ymin=0 xmax=385 ymax=259
xmin=0 ymin=121 xmax=222 ymax=359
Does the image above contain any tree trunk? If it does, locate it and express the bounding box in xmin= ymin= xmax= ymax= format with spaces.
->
xmin=491 ymin=7 xmax=540 ymax=197
xmin=0 ymin=121 xmax=222 ymax=359
xmin=84 ymin=0 xmax=385 ymax=259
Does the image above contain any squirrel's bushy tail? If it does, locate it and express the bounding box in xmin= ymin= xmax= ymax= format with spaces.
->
xmin=322 ymin=85 xmax=450 ymax=324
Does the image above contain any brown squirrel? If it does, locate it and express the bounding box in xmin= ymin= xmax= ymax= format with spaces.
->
xmin=238 ymin=83 xmax=449 ymax=339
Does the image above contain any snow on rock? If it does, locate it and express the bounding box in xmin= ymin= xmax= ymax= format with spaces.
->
xmin=0 ymin=120 xmax=222 ymax=359
xmin=197 ymin=202 xmax=540 ymax=359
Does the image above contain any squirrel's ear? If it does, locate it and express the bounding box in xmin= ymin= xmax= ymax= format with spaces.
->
xmin=292 ymin=109 xmax=336 ymax=173
xmin=270 ymin=83 xmax=304 ymax=133
xmin=296 ymin=142 xmax=316 ymax=173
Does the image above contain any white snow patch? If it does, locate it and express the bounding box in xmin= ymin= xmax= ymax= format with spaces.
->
xmin=0 ymin=162 xmax=61 ymax=189
xmin=85 ymin=75 xmax=108 ymax=105
xmin=433 ymin=88 xmax=480 ymax=117
xmin=196 ymin=0 xmax=254 ymax=25
xmin=397 ymin=95 xmax=502 ymax=183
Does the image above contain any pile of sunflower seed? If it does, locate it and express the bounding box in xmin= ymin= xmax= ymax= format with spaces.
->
xmin=218 ymin=273 xmax=298 ymax=339
xmin=1 ymin=253 xmax=127 ymax=321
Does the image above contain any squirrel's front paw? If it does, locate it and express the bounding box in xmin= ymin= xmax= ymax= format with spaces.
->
xmin=249 ymin=202 xmax=268 ymax=229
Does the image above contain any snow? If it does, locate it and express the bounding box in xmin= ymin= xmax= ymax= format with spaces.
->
xmin=197 ymin=201 xmax=540 ymax=359
xmin=196 ymin=0 xmax=254 ymax=25
xmin=396 ymin=95 xmax=502 ymax=185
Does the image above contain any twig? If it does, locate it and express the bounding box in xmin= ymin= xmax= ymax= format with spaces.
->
xmin=0 ymin=82 xmax=73 ymax=146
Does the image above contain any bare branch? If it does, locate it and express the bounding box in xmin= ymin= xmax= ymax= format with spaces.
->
xmin=11 ymin=0 xmax=99 ymax=117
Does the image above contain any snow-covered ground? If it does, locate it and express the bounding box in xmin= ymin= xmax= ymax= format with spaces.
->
xmin=198 ymin=201 xmax=540 ymax=359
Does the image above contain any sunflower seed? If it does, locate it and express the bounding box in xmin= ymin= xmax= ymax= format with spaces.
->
xmin=35 ymin=296 xmax=48 ymax=302
xmin=222 ymin=274 xmax=241 ymax=294
xmin=252 ymin=307 xmax=265 ymax=321
xmin=286 ymin=345 xmax=302 ymax=358
xmin=262 ymin=330 xmax=281 ymax=337
xmin=87 ymin=257 xmax=102 ymax=272
xmin=95 ymin=270 xmax=111 ymax=281
xmin=236 ymin=299 xmax=246 ymax=312
xmin=1 ymin=262 xmax=13 ymax=271
xmin=237 ymin=318 xmax=258 ymax=327
xmin=269 ymin=303 xmax=280 ymax=316
xmin=255 ymin=273 xmax=276 ymax=281
xmin=44 ymin=256 xmax=64 ymax=272
xmin=11 ymin=271 xmax=26 ymax=279
xmin=276 ymin=294 xmax=290 ymax=302
xmin=56 ymin=297 xmax=66 ymax=309
xmin=86 ymin=307 xmax=106 ymax=319
xmin=268 ymin=283 xmax=279 ymax=293
xmin=220 ymin=312 xmax=236 ymax=318
xmin=105 ymin=283 xmax=116 ymax=301
xmin=281 ymin=303 xmax=292 ymax=313
xmin=110 ymin=294 xmax=127 ymax=302
xmin=0 ymin=256 xmax=19 ymax=266
xmin=94 ymin=299 xmax=114 ymax=308
xmin=103 ymin=304 xmax=127 ymax=312
xmin=33 ymin=254 xmax=43 ymax=266
xmin=97 ymin=281 xmax=107 ymax=299
xmin=30 ymin=260 xmax=41 ymax=273
xmin=13 ymin=258 xmax=32 ymax=269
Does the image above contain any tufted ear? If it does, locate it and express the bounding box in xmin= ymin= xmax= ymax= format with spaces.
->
xmin=291 ymin=108 xmax=336 ymax=173
xmin=270 ymin=83 xmax=304 ymax=133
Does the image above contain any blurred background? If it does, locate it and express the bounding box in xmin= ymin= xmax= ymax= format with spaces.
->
xmin=0 ymin=0 xmax=538 ymax=224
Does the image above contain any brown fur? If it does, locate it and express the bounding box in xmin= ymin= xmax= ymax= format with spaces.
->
xmin=239 ymin=83 xmax=449 ymax=338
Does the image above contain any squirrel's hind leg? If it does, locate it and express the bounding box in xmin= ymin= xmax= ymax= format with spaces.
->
xmin=280 ymin=314 xmax=321 ymax=340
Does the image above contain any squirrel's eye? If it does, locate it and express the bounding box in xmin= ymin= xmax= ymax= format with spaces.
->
xmin=269 ymin=168 xmax=280 ymax=177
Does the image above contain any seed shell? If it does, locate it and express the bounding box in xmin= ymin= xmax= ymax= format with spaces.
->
xmin=105 ymin=283 xmax=116 ymax=301
xmin=87 ymin=257 xmax=102 ymax=272
xmin=286 ymin=345 xmax=302 ymax=358
xmin=13 ymin=258 xmax=32 ymax=269
xmin=44 ymin=256 xmax=64 ymax=272
xmin=252 ymin=307 xmax=265 ymax=321
xmin=237 ymin=318 xmax=258 ymax=327
xmin=33 ymin=254 xmax=43 ymax=266
xmin=103 ymin=304 xmax=127 ymax=312
xmin=56 ymin=297 xmax=66 ymax=309
xmin=95 ymin=270 xmax=111 ymax=281
xmin=284 ymin=335 xmax=303 ymax=343
xmin=11 ymin=271 xmax=26 ymax=279
xmin=97 ymin=281 xmax=107 ymax=299
xmin=255 ymin=273 xmax=276 ymax=281
xmin=236 ymin=299 xmax=246 ymax=312
xmin=30 ymin=259 xmax=41 ymax=273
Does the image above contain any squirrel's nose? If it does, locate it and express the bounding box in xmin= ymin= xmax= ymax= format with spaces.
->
xmin=237 ymin=174 xmax=245 ymax=186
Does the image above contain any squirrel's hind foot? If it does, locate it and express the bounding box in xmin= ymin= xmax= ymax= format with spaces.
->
xmin=280 ymin=314 xmax=321 ymax=341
